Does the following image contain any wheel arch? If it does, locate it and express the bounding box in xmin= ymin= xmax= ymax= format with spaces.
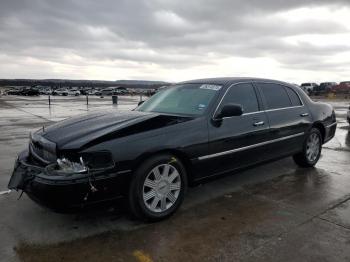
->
xmin=311 ymin=122 xmax=326 ymax=143
xmin=134 ymin=149 xmax=194 ymax=183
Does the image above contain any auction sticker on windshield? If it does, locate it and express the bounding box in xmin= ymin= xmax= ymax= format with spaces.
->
xmin=199 ymin=84 xmax=222 ymax=91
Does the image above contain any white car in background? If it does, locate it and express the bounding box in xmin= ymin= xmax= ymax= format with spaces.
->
xmin=300 ymin=83 xmax=318 ymax=95
xmin=67 ymin=89 xmax=80 ymax=96
xmin=87 ymin=89 xmax=100 ymax=96
xmin=40 ymin=89 xmax=52 ymax=95
xmin=52 ymin=89 xmax=68 ymax=96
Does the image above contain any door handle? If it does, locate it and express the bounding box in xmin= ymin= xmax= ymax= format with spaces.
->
xmin=253 ymin=121 xmax=264 ymax=126
xmin=300 ymin=113 xmax=309 ymax=117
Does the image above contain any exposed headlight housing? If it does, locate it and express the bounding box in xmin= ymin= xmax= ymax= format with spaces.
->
xmin=55 ymin=151 xmax=114 ymax=174
xmin=80 ymin=151 xmax=115 ymax=170
xmin=57 ymin=157 xmax=87 ymax=173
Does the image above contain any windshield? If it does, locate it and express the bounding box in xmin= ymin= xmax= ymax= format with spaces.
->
xmin=136 ymin=83 xmax=221 ymax=116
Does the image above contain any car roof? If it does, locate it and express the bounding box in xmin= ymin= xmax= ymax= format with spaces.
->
xmin=179 ymin=77 xmax=291 ymax=87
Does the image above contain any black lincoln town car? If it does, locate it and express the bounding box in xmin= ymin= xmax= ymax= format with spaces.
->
xmin=8 ymin=77 xmax=337 ymax=221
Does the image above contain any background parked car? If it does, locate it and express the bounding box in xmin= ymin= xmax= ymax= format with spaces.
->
xmin=100 ymin=87 xmax=120 ymax=96
xmin=6 ymin=89 xmax=22 ymax=95
xmin=40 ymin=89 xmax=53 ymax=95
xmin=21 ymin=88 xmax=40 ymax=96
xmin=100 ymin=87 xmax=128 ymax=96
xmin=67 ymin=89 xmax=80 ymax=96
xmin=79 ymin=88 xmax=93 ymax=95
xmin=332 ymin=81 xmax=350 ymax=93
xmin=100 ymin=87 xmax=115 ymax=96
xmin=115 ymin=89 xmax=128 ymax=95
xmin=92 ymin=90 xmax=102 ymax=96
xmin=300 ymin=83 xmax=318 ymax=95
xmin=6 ymin=87 xmax=39 ymax=96
xmin=314 ymin=82 xmax=337 ymax=95
xmin=52 ymin=89 xmax=69 ymax=96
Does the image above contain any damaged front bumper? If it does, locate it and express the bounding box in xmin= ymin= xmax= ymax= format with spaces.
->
xmin=8 ymin=150 xmax=131 ymax=212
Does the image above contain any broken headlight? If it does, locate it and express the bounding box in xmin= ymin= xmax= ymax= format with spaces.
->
xmin=56 ymin=151 xmax=115 ymax=174
xmin=81 ymin=151 xmax=115 ymax=169
xmin=57 ymin=157 xmax=87 ymax=173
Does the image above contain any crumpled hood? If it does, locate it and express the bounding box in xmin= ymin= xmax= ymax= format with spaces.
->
xmin=39 ymin=110 xmax=158 ymax=149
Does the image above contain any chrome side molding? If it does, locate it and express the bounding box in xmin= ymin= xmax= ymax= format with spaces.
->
xmin=198 ymin=132 xmax=305 ymax=160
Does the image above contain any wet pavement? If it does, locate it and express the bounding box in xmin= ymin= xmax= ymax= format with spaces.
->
xmin=0 ymin=96 xmax=349 ymax=262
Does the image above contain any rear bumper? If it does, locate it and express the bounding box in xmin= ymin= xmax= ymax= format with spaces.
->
xmin=8 ymin=150 xmax=131 ymax=212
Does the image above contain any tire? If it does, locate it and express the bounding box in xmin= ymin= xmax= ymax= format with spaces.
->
xmin=293 ymin=128 xmax=322 ymax=167
xmin=128 ymin=154 xmax=187 ymax=222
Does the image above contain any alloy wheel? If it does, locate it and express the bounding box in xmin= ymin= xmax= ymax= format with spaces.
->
xmin=142 ymin=164 xmax=181 ymax=213
xmin=306 ymin=133 xmax=321 ymax=162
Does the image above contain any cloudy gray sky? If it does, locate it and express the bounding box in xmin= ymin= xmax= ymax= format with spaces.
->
xmin=0 ymin=0 xmax=349 ymax=83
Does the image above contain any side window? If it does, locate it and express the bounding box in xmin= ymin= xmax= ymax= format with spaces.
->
xmin=286 ymin=87 xmax=302 ymax=106
xmin=257 ymin=83 xmax=292 ymax=110
xmin=221 ymin=83 xmax=259 ymax=114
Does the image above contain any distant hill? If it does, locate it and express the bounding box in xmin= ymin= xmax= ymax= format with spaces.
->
xmin=115 ymin=80 xmax=169 ymax=86
xmin=0 ymin=79 xmax=171 ymax=89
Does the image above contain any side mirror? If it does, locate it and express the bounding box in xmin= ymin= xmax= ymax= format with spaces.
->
xmin=215 ymin=103 xmax=243 ymax=119
xmin=138 ymin=101 xmax=144 ymax=106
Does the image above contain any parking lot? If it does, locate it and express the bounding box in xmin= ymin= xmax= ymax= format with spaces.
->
xmin=0 ymin=95 xmax=349 ymax=262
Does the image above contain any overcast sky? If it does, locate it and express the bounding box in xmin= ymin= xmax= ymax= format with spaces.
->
xmin=0 ymin=0 xmax=349 ymax=83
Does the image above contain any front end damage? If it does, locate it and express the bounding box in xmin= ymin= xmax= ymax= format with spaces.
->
xmin=8 ymin=149 xmax=130 ymax=212
xmin=7 ymin=110 xmax=159 ymax=211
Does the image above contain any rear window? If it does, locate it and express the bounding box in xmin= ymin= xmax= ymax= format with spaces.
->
xmin=257 ymin=83 xmax=292 ymax=110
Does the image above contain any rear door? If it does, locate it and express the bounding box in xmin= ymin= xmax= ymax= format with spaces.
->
xmin=255 ymin=82 xmax=312 ymax=157
xmin=197 ymin=82 xmax=271 ymax=178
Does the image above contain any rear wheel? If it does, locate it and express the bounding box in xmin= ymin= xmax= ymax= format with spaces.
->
xmin=128 ymin=154 xmax=187 ymax=222
xmin=293 ymin=128 xmax=322 ymax=167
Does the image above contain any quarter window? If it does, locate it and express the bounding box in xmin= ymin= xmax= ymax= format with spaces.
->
xmin=258 ymin=83 xmax=292 ymax=110
xmin=286 ymin=87 xmax=302 ymax=106
xmin=220 ymin=83 xmax=259 ymax=114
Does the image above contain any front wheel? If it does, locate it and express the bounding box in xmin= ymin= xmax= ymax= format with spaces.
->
xmin=128 ymin=154 xmax=187 ymax=222
xmin=293 ymin=128 xmax=322 ymax=167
